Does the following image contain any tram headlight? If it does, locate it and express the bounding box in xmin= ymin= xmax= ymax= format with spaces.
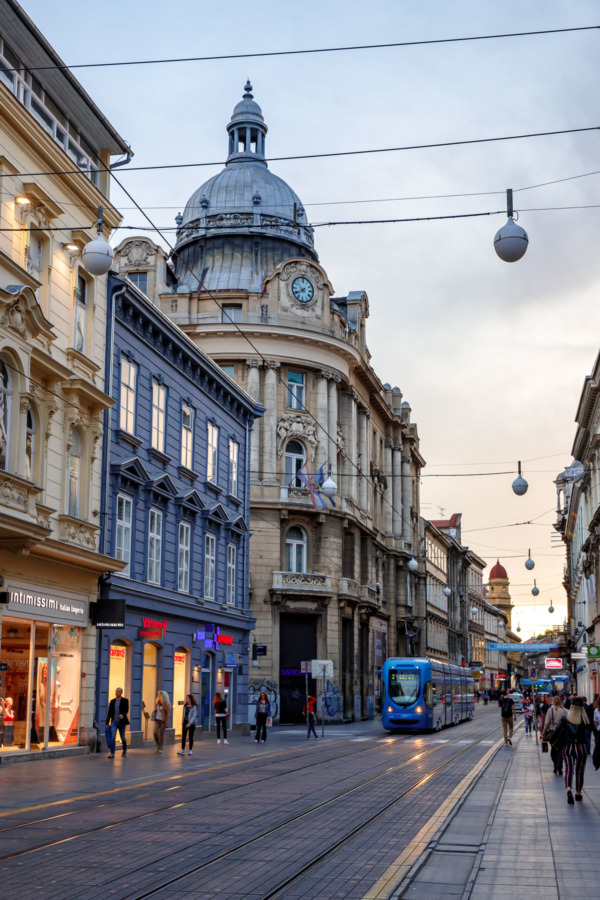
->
xmin=415 ymin=706 xmax=423 ymax=714
xmin=387 ymin=706 xmax=393 ymax=713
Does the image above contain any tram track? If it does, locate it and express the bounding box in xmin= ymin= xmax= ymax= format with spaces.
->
xmin=0 ymin=718 xmax=504 ymax=895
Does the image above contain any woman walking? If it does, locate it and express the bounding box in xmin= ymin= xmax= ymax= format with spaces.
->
xmin=254 ymin=691 xmax=271 ymax=743
xmin=544 ymin=695 xmax=567 ymax=774
xmin=523 ymin=699 xmax=534 ymax=735
xmin=537 ymin=694 xmax=549 ymax=735
xmin=214 ymin=692 xmax=228 ymax=744
xmin=177 ymin=694 xmax=198 ymax=756
xmin=551 ymin=697 xmax=589 ymax=804
xmin=152 ymin=690 xmax=170 ymax=754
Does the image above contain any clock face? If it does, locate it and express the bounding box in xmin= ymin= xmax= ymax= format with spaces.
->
xmin=291 ymin=276 xmax=314 ymax=304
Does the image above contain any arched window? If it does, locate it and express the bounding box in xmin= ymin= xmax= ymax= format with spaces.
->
xmin=286 ymin=525 xmax=307 ymax=574
xmin=68 ymin=429 xmax=81 ymax=517
xmin=0 ymin=359 xmax=10 ymax=471
xmin=285 ymin=439 xmax=305 ymax=488
xmin=25 ymin=409 xmax=35 ymax=480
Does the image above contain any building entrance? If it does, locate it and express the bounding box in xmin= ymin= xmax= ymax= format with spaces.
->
xmin=279 ymin=613 xmax=317 ymax=724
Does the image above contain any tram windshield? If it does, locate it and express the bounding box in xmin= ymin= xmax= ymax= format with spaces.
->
xmin=388 ymin=669 xmax=420 ymax=707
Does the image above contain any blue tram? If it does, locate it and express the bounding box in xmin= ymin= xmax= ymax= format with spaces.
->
xmin=382 ymin=658 xmax=475 ymax=732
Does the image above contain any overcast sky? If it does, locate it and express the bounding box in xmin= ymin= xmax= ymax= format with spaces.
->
xmin=21 ymin=0 xmax=600 ymax=638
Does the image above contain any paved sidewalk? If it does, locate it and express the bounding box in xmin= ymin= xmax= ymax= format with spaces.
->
xmin=399 ymin=727 xmax=600 ymax=900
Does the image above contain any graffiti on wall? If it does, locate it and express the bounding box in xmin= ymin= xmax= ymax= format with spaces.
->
xmin=322 ymin=680 xmax=343 ymax=719
xmin=248 ymin=679 xmax=279 ymax=722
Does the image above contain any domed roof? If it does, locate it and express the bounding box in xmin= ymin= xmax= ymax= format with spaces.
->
xmin=489 ymin=560 xmax=508 ymax=580
xmin=173 ymin=82 xmax=317 ymax=290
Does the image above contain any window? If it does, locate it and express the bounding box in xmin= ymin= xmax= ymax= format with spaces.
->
xmin=68 ymin=429 xmax=81 ymax=517
xmin=152 ymin=380 xmax=167 ymax=452
xmin=220 ymin=364 xmax=235 ymax=379
xmin=227 ymin=544 xmax=236 ymax=605
xmin=285 ymin=526 xmax=307 ymax=573
xmin=116 ymin=494 xmax=133 ymax=576
xmin=148 ymin=508 xmax=162 ymax=584
xmin=74 ymin=274 xmax=87 ymax=353
xmin=229 ymin=439 xmax=239 ymax=496
xmin=0 ymin=360 xmax=11 ymax=471
xmin=128 ymin=272 xmax=148 ymax=294
xmin=204 ymin=533 xmax=216 ymax=599
xmin=181 ymin=403 xmax=194 ymax=469
xmin=119 ymin=358 xmax=137 ymax=434
xmin=25 ymin=409 xmax=35 ymax=480
xmin=27 ymin=229 xmax=43 ymax=282
xmin=285 ymin=440 xmax=305 ymax=488
xmin=178 ymin=521 xmax=191 ymax=592
xmin=221 ymin=305 xmax=242 ymax=323
xmin=207 ymin=422 xmax=219 ymax=483
xmin=287 ymin=371 xmax=304 ymax=409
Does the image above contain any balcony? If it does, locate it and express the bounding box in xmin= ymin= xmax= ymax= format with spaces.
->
xmin=359 ymin=584 xmax=379 ymax=606
xmin=271 ymin=571 xmax=333 ymax=595
xmin=279 ymin=485 xmax=312 ymax=505
xmin=338 ymin=577 xmax=359 ymax=599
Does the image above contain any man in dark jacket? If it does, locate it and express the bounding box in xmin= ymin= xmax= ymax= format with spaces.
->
xmin=499 ymin=691 xmax=516 ymax=746
xmin=106 ymin=687 xmax=130 ymax=758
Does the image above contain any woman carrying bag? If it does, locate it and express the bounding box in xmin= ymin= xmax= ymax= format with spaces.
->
xmin=177 ymin=695 xmax=198 ymax=756
xmin=543 ymin=695 xmax=567 ymax=775
xmin=152 ymin=690 xmax=170 ymax=754
xmin=550 ymin=697 xmax=589 ymax=804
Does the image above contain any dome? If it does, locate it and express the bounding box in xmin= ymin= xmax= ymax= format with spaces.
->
xmin=173 ymin=82 xmax=317 ymax=292
xmin=489 ymin=560 xmax=508 ymax=580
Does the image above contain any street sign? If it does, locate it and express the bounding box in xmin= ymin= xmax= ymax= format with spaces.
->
xmin=530 ymin=666 xmax=537 ymax=679
xmin=571 ymin=652 xmax=587 ymax=659
xmin=588 ymin=645 xmax=600 ymax=659
xmin=544 ymin=658 xmax=562 ymax=669
xmin=469 ymin=660 xmax=483 ymax=668
xmin=301 ymin=660 xmax=311 ymax=674
xmin=311 ymin=659 xmax=333 ymax=678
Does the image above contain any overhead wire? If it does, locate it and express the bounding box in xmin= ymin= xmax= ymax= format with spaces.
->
xmin=3 ymin=25 xmax=597 ymax=73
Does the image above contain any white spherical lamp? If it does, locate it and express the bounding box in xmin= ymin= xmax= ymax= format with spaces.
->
xmin=511 ymin=461 xmax=528 ymax=496
xmin=494 ymin=217 xmax=529 ymax=262
xmin=320 ymin=475 xmax=337 ymax=498
xmin=82 ymin=236 xmax=114 ymax=276
xmin=443 ymin=586 xmax=452 ymax=598
xmin=548 ymin=604 xmax=554 ymax=614
xmin=525 ymin=550 xmax=535 ymax=571
xmin=407 ymin=556 xmax=419 ymax=572
xmin=531 ymin=580 xmax=539 ymax=597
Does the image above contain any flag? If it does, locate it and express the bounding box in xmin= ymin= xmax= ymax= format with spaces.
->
xmin=296 ymin=463 xmax=327 ymax=509
xmin=314 ymin=462 xmax=336 ymax=508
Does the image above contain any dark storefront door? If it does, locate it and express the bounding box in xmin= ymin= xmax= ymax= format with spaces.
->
xmin=342 ymin=617 xmax=354 ymax=720
xmin=280 ymin=613 xmax=317 ymax=724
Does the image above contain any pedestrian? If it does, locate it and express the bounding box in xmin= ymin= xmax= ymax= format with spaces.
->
xmin=254 ymin=691 xmax=271 ymax=743
xmin=177 ymin=694 xmax=198 ymax=756
xmin=214 ymin=692 xmax=228 ymax=744
xmin=582 ymin=697 xmax=594 ymax=755
xmin=543 ymin=694 xmax=567 ymax=774
xmin=523 ymin=698 xmax=534 ymax=735
xmin=106 ymin=686 xmax=130 ymax=759
xmin=483 ymin=690 xmax=489 ymax=706
xmin=551 ymin=697 xmax=589 ymax=804
xmin=499 ymin=690 xmax=516 ymax=747
xmin=592 ymin=697 xmax=600 ymax=771
xmin=537 ymin=694 xmax=549 ymax=735
xmin=152 ymin=690 xmax=170 ymax=754
xmin=303 ymin=696 xmax=319 ymax=739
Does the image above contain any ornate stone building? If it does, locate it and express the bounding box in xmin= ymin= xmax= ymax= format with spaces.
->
xmin=114 ymin=84 xmax=425 ymax=724
xmin=0 ymin=1 xmax=129 ymax=757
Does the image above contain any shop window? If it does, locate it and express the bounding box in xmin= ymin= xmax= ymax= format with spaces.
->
xmin=0 ymin=359 xmax=11 ymax=471
xmin=204 ymin=533 xmax=216 ymax=599
xmin=0 ymin=617 xmax=32 ymax=751
xmin=48 ymin=625 xmax=82 ymax=746
xmin=173 ymin=647 xmax=190 ymax=737
xmin=67 ymin=428 xmax=82 ymax=517
xmin=141 ymin=643 xmax=158 ymax=732
xmin=119 ymin=357 xmax=137 ymax=434
xmin=285 ymin=525 xmax=307 ymax=573
xmin=285 ymin=440 xmax=305 ymax=488
xmin=109 ymin=641 xmax=129 ymax=703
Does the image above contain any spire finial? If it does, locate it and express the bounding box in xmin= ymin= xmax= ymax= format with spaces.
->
xmin=243 ymin=80 xmax=253 ymax=99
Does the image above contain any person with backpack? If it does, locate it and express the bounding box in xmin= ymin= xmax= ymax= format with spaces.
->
xmin=550 ymin=697 xmax=589 ymax=803
xmin=543 ymin=695 xmax=567 ymax=774
xmin=499 ymin=691 xmax=516 ymax=746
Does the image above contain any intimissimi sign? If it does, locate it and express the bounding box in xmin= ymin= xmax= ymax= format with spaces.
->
xmin=5 ymin=584 xmax=88 ymax=626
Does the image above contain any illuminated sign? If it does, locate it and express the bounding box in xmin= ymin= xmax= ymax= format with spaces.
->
xmin=139 ymin=616 xmax=167 ymax=640
xmin=194 ymin=624 xmax=234 ymax=650
xmin=544 ymin=658 xmax=562 ymax=669
xmin=110 ymin=647 xmax=126 ymax=660
xmin=174 ymin=653 xmax=186 ymax=665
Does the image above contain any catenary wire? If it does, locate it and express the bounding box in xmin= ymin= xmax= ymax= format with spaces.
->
xmin=5 ymin=125 xmax=600 ymax=180
xmin=4 ymin=26 xmax=597 ymax=73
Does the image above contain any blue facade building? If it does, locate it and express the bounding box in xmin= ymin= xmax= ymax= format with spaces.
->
xmin=95 ymin=273 xmax=262 ymax=745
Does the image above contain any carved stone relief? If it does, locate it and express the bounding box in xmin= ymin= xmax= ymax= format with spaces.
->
xmin=276 ymin=414 xmax=318 ymax=461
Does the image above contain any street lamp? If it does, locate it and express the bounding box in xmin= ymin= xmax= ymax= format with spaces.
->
xmin=443 ymin=586 xmax=452 ymax=598
xmin=511 ymin=461 xmax=528 ymax=496
xmin=531 ymin=580 xmax=539 ymax=596
xmin=407 ymin=556 xmax=419 ymax=572
xmin=525 ymin=550 xmax=535 ymax=571
xmin=494 ymin=189 xmax=529 ymax=262
xmin=320 ymin=469 xmax=337 ymax=499
xmin=82 ymin=206 xmax=114 ymax=276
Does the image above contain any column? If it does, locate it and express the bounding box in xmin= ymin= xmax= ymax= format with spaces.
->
xmin=392 ymin=444 xmax=402 ymax=537
xmin=262 ymin=361 xmax=280 ymax=483
xmin=327 ymin=375 xmax=339 ymax=481
xmin=342 ymin=389 xmax=358 ymax=503
xmin=401 ymin=454 xmax=412 ymax=544
xmin=316 ymin=371 xmax=330 ymax=468
xmin=358 ymin=408 xmax=370 ymax=511
xmin=384 ymin=441 xmax=393 ymax=535
xmin=246 ymin=360 xmax=262 ymax=482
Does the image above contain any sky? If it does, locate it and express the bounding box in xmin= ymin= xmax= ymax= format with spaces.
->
xmin=19 ymin=0 xmax=600 ymax=638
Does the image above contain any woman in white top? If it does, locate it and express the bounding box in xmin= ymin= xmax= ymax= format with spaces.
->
xmin=153 ymin=690 xmax=170 ymax=754
xmin=544 ymin=695 xmax=567 ymax=775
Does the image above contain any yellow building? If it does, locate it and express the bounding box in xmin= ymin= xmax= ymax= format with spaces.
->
xmin=0 ymin=1 xmax=128 ymax=760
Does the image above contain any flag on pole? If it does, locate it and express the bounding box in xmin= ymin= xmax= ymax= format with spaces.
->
xmin=295 ymin=462 xmax=327 ymax=509
xmin=313 ymin=463 xmax=336 ymax=508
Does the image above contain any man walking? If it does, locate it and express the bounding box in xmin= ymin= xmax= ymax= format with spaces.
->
xmin=106 ymin=686 xmax=130 ymax=758
xmin=499 ymin=690 xmax=516 ymax=747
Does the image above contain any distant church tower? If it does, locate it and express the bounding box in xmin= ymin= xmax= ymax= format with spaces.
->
xmin=487 ymin=560 xmax=512 ymax=628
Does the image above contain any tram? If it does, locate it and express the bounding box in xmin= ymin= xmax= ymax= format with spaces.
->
xmin=382 ymin=658 xmax=475 ymax=732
